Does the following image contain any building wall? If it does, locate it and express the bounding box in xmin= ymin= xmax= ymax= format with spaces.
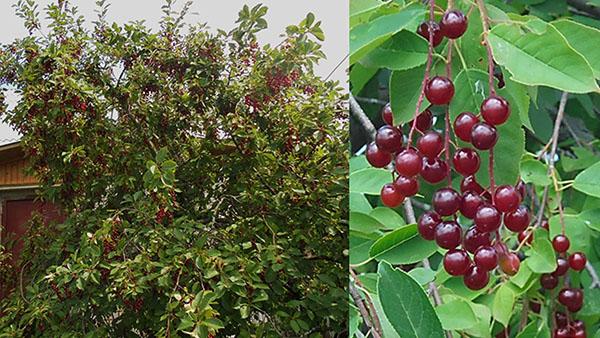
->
xmin=0 ymin=157 xmax=37 ymax=187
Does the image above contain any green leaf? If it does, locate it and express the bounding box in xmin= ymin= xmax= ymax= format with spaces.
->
xmin=520 ymin=158 xmax=551 ymax=186
xmin=350 ymin=231 xmax=379 ymax=266
xmin=350 ymin=167 xmax=392 ymax=195
xmin=373 ymin=235 xmax=438 ymax=264
xmin=350 ymin=192 xmax=373 ymax=214
xmin=464 ymin=303 xmax=493 ymax=338
xmin=489 ymin=22 xmax=599 ymax=93
xmin=552 ymin=19 xmax=600 ymax=79
xmin=369 ymin=207 xmax=406 ymax=229
xmin=562 ymin=147 xmax=600 ymax=172
xmin=492 ymin=284 xmax=515 ymax=327
xmin=350 ymin=4 xmax=425 ymax=64
xmin=408 ymin=267 xmax=435 ymax=285
xmin=350 ymin=64 xmax=378 ymax=95
xmin=574 ymin=161 xmax=600 ymax=198
xmin=360 ymin=30 xmax=427 ymax=71
xmin=369 ymin=224 xmax=417 ymax=259
xmin=516 ymin=320 xmax=551 ymax=338
xmin=549 ymin=214 xmax=591 ymax=253
xmin=526 ymin=228 xmax=556 ymax=273
xmin=389 ymin=65 xmax=430 ymax=125
xmin=377 ymin=262 xmax=445 ymax=338
xmin=350 ymin=212 xmax=385 ymax=234
xmin=436 ymin=298 xmax=477 ymax=330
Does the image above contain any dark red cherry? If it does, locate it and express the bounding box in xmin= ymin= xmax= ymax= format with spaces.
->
xmin=463 ymin=265 xmax=489 ymax=290
xmin=516 ymin=180 xmax=526 ymax=199
xmin=540 ymin=273 xmax=558 ymax=289
xmin=555 ymin=312 xmax=568 ymax=328
xmin=474 ymin=246 xmax=497 ymax=271
xmin=471 ymin=122 xmax=498 ymax=150
xmin=498 ymin=252 xmax=520 ymax=276
xmin=366 ymin=142 xmax=392 ymax=168
xmin=463 ymin=226 xmax=491 ymax=253
xmin=554 ymin=328 xmax=570 ymax=338
xmin=569 ymin=252 xmax=587 ymax=271
xmin=425 ymin=76 xmax=454 ymax=105
xmin=552 ymin=235 xmax=570 ymax=253
xmin=394 ymin=175 xmax=419 ymax=197
xmin=530 ymin=301 xmax=541 ymax=314
xmin=432 ymin=187 xmax=461 ymax=216
xmin=494 ymin=185 xmax=521 ymax=212
xmin=454 ymin=112 xmax=479 ymax=142
xmin=552 ymin=257 xmax=569 ymax=277
xmin=415 ymin=109 xmax=433 ymax=132
xmin=380 ymin=183 xmax=404 ymax=208
xmin=417 ymin=131 xmax=443 ymax=158
xmin=440 ymin=10 xmax=468 ymax=39
xmin=418 ymin=211 xmax=441 ymax=240
xmin=434 ymin=221 xmax=462 ymax=249
xmin=503 ymin=205 xmax=530 ymax=232
xmin=452 ymin=148 xmax=480 ymax=176
xmin=381 ymin=103 xmax=393 ymax=125
xmin=395 ymin=149 xmax=423 ymax=176
xmin=494 ymin=241 xmax=509 ymax=257
xmin=460 ymin=191 xmax=484 ymax=219
xmin=443 ymin=249 xmax=471 ymax=276
xmin=517 ymin=230 xmax=533 ymax=245
xmin=460 ymin=175 xmax=484 ymax=194
xmin=573 ymin=320 xmax=585 ymax=331
xmin=417 ymin=21 xmax=443 ymax=47
xmin=541 ymin=219 xmax=550 ymax=231
xmin=573 ymin=329 xmax=586 ymax=338
xmin=375 ymin=125 xmax=403 ymax=153
xmin=558 ymin=288 xmax=578 ymax=308
xmin=421 ymin=157 xmax=448 ymax=183
xmin=474 ymin=204 xmax=501 ymax=232
xmin=481 ymin=95 xmax=510 ymax=126
xmin=570 ymin=288 xmax=584 ymax=312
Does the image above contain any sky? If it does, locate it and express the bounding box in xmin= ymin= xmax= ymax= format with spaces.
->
xmin=0 ymin=0 xmax=348 ymax=143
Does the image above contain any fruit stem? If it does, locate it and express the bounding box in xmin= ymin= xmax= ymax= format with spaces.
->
xmin=475 ymin=0 xmax=496 ymax=96
xmin=444 ymin=40 xmax=453 ymax=186
xmin=406 ymin=0 xmax=436 ymax=148
xmin=489 ymin=147 xmax=495 ymax=201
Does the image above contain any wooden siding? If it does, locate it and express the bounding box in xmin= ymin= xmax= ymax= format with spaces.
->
xmin=0 ymin=158 xmax=37 ymax=187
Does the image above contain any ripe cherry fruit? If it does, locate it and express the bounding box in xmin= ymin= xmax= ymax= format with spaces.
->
xmin=417 ymin=21 xmax=443 ymax=47
xmin=460 ymin=175 xmax=484 ymax=194
xmin=503 ymin=205 xmax=530 ymax=232
xmin=440 ymin=10 xmax=468 ymax=39
xmin=418 ymin=211 xmax=441 ymax=240
xmin=471 ymin=122 xmax=498 ymax=150
xmin=425 ymin=76 xmax=454 ymax=105
xmin=494 ymin=185 xmax=521 ymax=212
xmin=459 ymin=191 xmax=484 ymax=219
xmin=463 ymin=226 xmax=491 ymax=254
xmin=394 ymin=175 xmax=419 ymax=197
xmin=366 ymin=142 xmax=391 ymax=168
xmin=517 ymin=230 xmax=533 ymax=245
xmin=498 ymin=252 xmax=520 ymax=276
xmin=375 ymin=125 xmax=403 ymax=153
xmin=444 ymin=249 xmax=471 ymax=276
xmin=395 ymin=148 xmax=423 ymax=176
xmin=464 ymin=265 xmax=489 ymax=290
xmin=540 ymin=273 xmax=558 ymax=289
xmin=380 ymin=183 xmax=404 ymax=208
xmin=569 ymin=252 xmax=587 ymax=271
xmin=421 ymin=157 xmax=449 ymax=184
xmin=552 ymin=257 xmax=570 ymax=277
xmin=454 ymin=112 xmax=479 ymax=142
xmin=453 ymin=148 xmax=480 ymax=176
xmin=381 ymin=103 xmax=393 ymax=125
xmin=474 ymin=204 xmax=501 ymax=232
xmin=417 ymin=131 xmax=443 ymax=158
xmin=432 ymin=187 xmax=461 ymax=216
xmin=474 ymin=246 xmax=498 ymax=271
xmin=414 ymin=109 xmax=433 ymax=132
xmin=481 ymin=95 xmax=510 ymax=126
xmin=434 ymin=221 xmax=462 ymax=249
xmin=552 ymin=235 xmax=570 ymax=253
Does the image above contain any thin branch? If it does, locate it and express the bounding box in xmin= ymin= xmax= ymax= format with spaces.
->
xmin=325 ymin=53 xmax=349 ymax=81
xmin=567 ymin=0 xmax=600 ymax=19
xmin=349 ymin=282 xmax=380 ymax=338
xmin=350 ymin=269 xmax=383 ymax=337
xmin=350 ymin=94 xmax=377 ymax=141
xmin=586 ymin=261 xmax=600 ymax=288
xmin=354 ymin=97 xmax=388 ymax=106
xmin=475 ymin=0 xmax=496 ymax=96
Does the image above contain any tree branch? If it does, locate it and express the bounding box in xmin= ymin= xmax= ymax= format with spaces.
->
xmin=567 ymin=0 xmax=600 ymax=19
xmin=586 ymin=261 xmax=600 ymax=289
xmin=350 ymin=94 xmax=377 ymax=141
xmin=349 ymin=282 xmax=381 ymax=338
xmin=350 ymin=269 xmax=383 ymax=337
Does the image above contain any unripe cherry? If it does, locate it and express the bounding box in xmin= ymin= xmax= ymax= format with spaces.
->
xmin=366 ymin=142 xmax=392 ymax=168
xmin=498 ymin=252 xmax=520 ymax=276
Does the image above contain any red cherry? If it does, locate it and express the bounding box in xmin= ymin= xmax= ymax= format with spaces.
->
xmin=421 ymin=157 xmax=448 ymax=183
xmin=463 ymin=226 xmax=491 ymax=254
xmin=573 ymin=320 xmax=585 ymax=332
xmin=460 ymin=175 xmax=484 ymax=194
xmin=555 ymin=312 xmax=568 ymax=328
xmin=454 ymin=112 xmax=479 ymax=142
xmin=394 ymin=175 xmax=419 ymax=197
xmin=481 ymin=95 xmax=510 ymax=126
xmin=440 ymin=10 xmax=468 ymax=39
xmin=541 ymin=219 xmax=550 ymax=231
xmin=434 ymin=221 xmax=462 ymax=249
xmin=417 ymin=131 xmax=443 ymax=158
xmin=418 ymin=211 xmax=441 ymax=240
xmin=395 ymin=149 xmax=423 ymax=176
xmin=417 ymin=21 xmax=443 ymax=47
xmin=498 ymin=252 xmax=520 ymax=276
xmin=517 ymin=230 xmax=533 ymax=244
xmin=380 ymin=183 xmax=404 ymax=208
xmin=558 ymin=288 xmax=578 ymax=308
xmin=530 ymin=301 xmax=541 ymax=314
xmin=516 ymin=180 xmax=526 ymax=199
xmin=432 ymin=187 xmax=461 ymax=216
xmin=474 ymin=204 xmax=501 ymax=233
xmin=443 ymin=249 xmax=471 ymax=276
xmin=503 ymin=205 xmax=530 ymax=232
xmin=366 ymin=142 xmax=392 ymax=168
xmin=381 ymin=103 xmax=393 ymax=125
xmin=415 ymin=109 xmax=433 ymax=132
xmin=463 ymin=265 xmax=489 ymax=290
xmin=474 ymin=246 xmax=497 ymax=271
xmin=554 ymin=328 xmax=570 ymax=338
xmin=425 ymin=76 xmax=454 ymax=105
xmin=569 ymin=252 xmax=587 ymax=271
xmin=375 ymin=125 xmax=403 ymax=153
xmin=552 ymin=235 xmax=570 ymax=253
xmin=494 ymin=185 xmax=521 ymax=212
xmin=471 ymin=122 xmax=498 ymax=150
xmin=569 ymin=288 xmax=584 ymax=312
xmin=540 ymin=273 xmax=558 ymax=289
xmin=460 ymin=191 xmax=484 ymax=219
xmin=552 ymin=257 xmax=570 ymax=277
xmin=452 ymin=148 xmax=480 ymax=176
xmin=573 ymin=329 xmax=586 ymax=338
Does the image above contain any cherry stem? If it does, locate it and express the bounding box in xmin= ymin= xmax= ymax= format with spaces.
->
xmin=444 ymin=40 xmax=453 ymax=186
xmin=475 ymin=0 xmax=496 ymax=96
xmin=406 ymin=0 xmax=436 ymax=148
xmin=489 ymin=147 xmax=495 ymax=202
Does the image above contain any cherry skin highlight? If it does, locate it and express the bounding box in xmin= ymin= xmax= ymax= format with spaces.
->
xmin=444 ymin=249 xmax=471 ymax=276
xmin=471 ymin=122 xmax=498 ymax=150
xmin=460 ymin=191 xmax=484 ymax=219
xmin=434 ymin=221 xmax=462 ymax=249
xmin=432 ymin=187 xmax=461 ymax=216
xmin=417 ymin=20 xmax=443 ymax=47
xmin=366 ymin=142 xmax=392 ymax=168
xmin=569 ymin=252 xmax=587 ymax=271
xmin=375 ymin=125 xmax=403 ymax=153
xmin=463 ymin=226 xmax=492 ymax=254
xmin=417 ymin=131 xmax=443 ymax=158
xmin=381 ymin=103 xmax=393 ymax=125
xmin=418 ymin=211 xmax=441 ymax=240
xmin=474 ymin=246 xmax=498 ymax=271
xmin=394 ymin=175 xmax=419 ymax=197
xmin=552 ymin=235 xmax=570 ymax=253
xmin=421 ymin=157 xmax=449 ymax=184
xmin=380 ymin=183 xmax=405 ymax=208
xmin=425 ymin=76 xmax=454 ymax=105
xmin=503 ymin=205 xmax=530 ymax=232
xmin=552 ymin=257 xmax=570 ymax=277
xmin=453 ymin=148 xmax=480 ymax=176
xmin=481 ymin=95 xmax=510 ymax=126
xmin=464 ymin=265 xmax=490 ymax=290
xmin=474 ymin=204 xmax=501 ymax=233
xmin=440 ymin=10 xmax=468 ymax=39
xmin=454 ymin=112 xmax=479 ymax=142
xmin=494 ymin=185 xmax=521 ymax=212
xmin=395 ymin=148 xmax=423 ymax=176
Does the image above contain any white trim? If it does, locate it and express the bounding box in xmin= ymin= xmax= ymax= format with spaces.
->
xmin=0 ymin=185 xmax=39 ymax=191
